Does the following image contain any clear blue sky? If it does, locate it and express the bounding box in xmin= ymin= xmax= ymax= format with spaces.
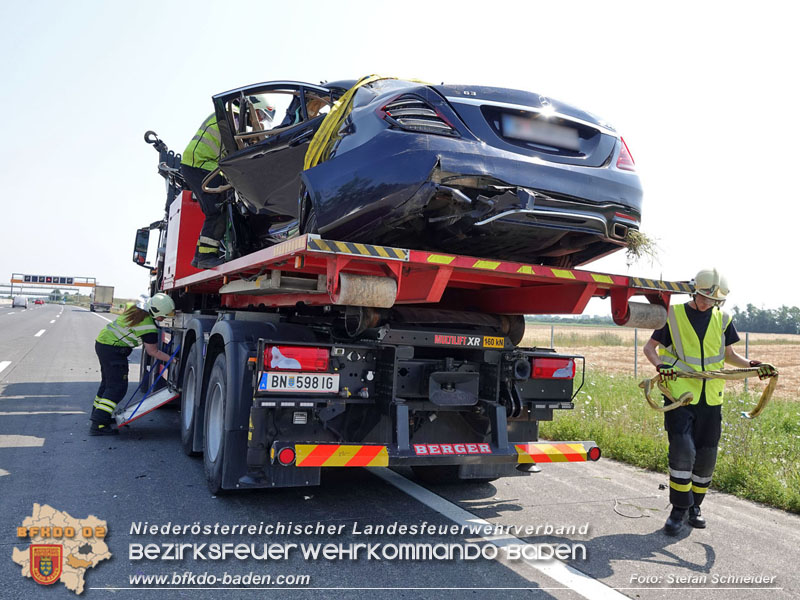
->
xmin=3 ymin=0 xmax=798 ymax=314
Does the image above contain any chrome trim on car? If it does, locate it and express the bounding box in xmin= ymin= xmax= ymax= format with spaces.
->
xmin=474 ymin=208 xmax=609 ymax=230
xmin=217 ymin=81 xmax=332 ymax=97
xmin=445 ymin=96 xmax=618 ymax=137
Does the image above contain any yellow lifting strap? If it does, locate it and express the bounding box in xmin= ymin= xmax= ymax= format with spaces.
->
xmin=639 ymin=366 xmax=779 ymax=419
xmin=304 ymin=74 xmax=392 ymax=171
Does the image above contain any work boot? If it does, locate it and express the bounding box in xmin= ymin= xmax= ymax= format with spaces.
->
xmin=89 ymin=422 xmax=119 ymax=436
xmin=191 ymin=253 xmax=225 ymax=269
xmin=664 ymin=507 xmax=687 ymax=536
xmin=688 ymin=505 xmax=706 ymax=528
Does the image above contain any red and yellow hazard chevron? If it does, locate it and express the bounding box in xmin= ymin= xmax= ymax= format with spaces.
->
xmin=294 ymin=444 xmax=389 ymax=467
xmin=515 ymin=442 xmax=588 ymax=463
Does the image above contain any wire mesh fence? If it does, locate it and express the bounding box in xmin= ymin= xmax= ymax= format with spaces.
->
xmin=521 ymin=323 xmax=799 ymax=396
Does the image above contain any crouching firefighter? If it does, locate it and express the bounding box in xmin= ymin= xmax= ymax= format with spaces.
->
xmin=90 ymin=293 xmax=176 ymax=435
xmin=643 ymin=268 xmax=776 ymax=536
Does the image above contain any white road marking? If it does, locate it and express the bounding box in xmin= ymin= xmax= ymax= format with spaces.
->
xmin=92 ymin=312 xmax=113 ymax=323
xmin=34 ymin=329 xmax=46 ymax=337
xmin=0 ymin=395 xmax=71 ymax=400
xmin=0 ymin=361 xmax=10 ymax=374
xmin=8 ymin=312 xmax=14 ymax=315
xmin=0 ymin=411 xmax=86 ymax=416
xmin=0 ymin=468 xmax=9 ymax=477
xmin=0 ymin=435 xmax=45 ymax=448
xmin=370 ymin=468 xmax=628 ymax=600
xmin=50 ymin=320 xmax=56 ymax=324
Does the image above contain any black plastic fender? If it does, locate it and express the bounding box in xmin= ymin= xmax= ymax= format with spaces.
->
xmin=203 ymin=319 xmax=317 ymax=490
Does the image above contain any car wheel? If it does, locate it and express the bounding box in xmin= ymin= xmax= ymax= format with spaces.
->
xmin=180 ymin=344 xmax=201 ymax=457
xmin=203 ymin=353 xmax=227 ymax=494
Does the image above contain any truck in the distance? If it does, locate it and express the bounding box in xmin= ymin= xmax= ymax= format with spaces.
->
xmin=128 ymin=134 xmax=686 ymax=494
xmin=90 ymin=285 xmax=114 ymax=312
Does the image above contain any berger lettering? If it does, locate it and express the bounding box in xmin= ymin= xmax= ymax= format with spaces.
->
xmin=412 ymin=443 xmax=493 ymax=455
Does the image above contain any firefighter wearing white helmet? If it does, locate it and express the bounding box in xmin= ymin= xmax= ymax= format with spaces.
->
xmin=643 ymin=268 xmax=776 ymax=536
xmin=146 ymin=293 xmax=175 ymax=318
xmin=90 ymin=295 xmax=175 ymax=436
xmin=693 ymin=268 xmax=729 ymax=304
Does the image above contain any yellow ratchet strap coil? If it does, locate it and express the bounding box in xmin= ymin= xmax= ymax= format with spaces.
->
xmin=304 ymin=74 xmax=390 ymax=171
xmin=639 ymin=366 xmax=779 ymax=419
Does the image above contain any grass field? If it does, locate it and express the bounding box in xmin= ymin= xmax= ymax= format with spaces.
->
xmin=522 ymin=325 xmax=800 ymax=399
xmin=539 ymin=373 xmax=800 ymax=513
xmin=526 ymin=323 xmax=799 ymax=512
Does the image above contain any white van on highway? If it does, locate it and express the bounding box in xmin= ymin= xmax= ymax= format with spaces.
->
xmin=12 ymin=296 xmax=28 ymax=309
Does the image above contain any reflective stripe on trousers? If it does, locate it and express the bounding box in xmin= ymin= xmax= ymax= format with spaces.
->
xmin=665 ymin=400 xmax=721 ymax=508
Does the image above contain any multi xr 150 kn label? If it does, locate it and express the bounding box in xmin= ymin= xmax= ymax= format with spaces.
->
xmin=433 ymin=335 xmax=504 ymax=348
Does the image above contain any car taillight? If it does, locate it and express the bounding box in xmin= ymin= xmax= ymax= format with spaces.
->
xmin=531 ymin=357 xmax=575 ymax=379
xmin=264 ymin=346 xmax=329 ymax=372
xmin=380 ymin=95 xmax=457 ymax=136
xmin=616 ymin=137 xmax=635 ymax=171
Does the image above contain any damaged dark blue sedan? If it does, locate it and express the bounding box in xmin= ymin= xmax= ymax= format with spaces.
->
xmin=214 ymin=76 xmax=642 ymax=267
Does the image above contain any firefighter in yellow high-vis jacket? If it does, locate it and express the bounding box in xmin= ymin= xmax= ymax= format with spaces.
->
xmin=91 ymin=294 xmax=175 ymax=436
xmin=643 ymin=268 xmax=776 ymax=536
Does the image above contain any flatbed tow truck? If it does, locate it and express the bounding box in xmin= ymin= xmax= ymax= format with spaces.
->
xmin=129 ymin=142 xmax=691 ymax=494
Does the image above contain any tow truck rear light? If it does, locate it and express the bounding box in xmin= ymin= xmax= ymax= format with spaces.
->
xmin=588 ymin=446 xmax=602 ymax=461
xmin=616 ymin=137 xmax=636 ymax=171
xmin=264 ymin=346 xmax=329 ymax=372
xmin=531 ymin=357 xmax=575 ymax=379
xmin=277 ymin=447 xmax=296 ymax=466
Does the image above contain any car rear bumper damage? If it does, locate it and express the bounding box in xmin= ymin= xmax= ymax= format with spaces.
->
xmin=305 ymin=137 xmax=641 ymax=265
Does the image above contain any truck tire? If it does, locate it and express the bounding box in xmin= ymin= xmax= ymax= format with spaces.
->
xmin=203 ymin=353 xmax=228 ymax=494
xmin=180 ymin=344 xmax=201 ymax=457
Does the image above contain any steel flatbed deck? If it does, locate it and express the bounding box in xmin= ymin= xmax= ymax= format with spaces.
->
xmin=168 ymin=234 xmax=691 ymax=323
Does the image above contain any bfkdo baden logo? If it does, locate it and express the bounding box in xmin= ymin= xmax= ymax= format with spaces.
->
xmin=30 ymin=544 xmax=63 ymax=585
xmin=12 ymin=504 xmax=111 ymax=595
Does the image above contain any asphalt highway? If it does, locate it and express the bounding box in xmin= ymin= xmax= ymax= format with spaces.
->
xmin=1 ymin=304 xmax=798 ymax=599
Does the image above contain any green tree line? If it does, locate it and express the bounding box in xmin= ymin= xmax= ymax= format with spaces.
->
xmin=731 ymin=304 xmax=800 ymax=334
xmin=525 ymin=305 xmax=800 ymax=334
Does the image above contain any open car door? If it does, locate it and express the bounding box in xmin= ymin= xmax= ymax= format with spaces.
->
xmin=213 ymin=81 xmax=333 ymax=218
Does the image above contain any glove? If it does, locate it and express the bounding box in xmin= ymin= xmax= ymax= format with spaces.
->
xmin=656 ymin=363 xmax=677 ymax=382
xmin=750 ymin=360 xmax=776 ymax=380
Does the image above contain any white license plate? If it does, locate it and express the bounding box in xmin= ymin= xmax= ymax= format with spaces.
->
xmin=260 ymin=372 xmax=339 ymax=393
xmin=501 ymin=113 xmax=580 ymax=150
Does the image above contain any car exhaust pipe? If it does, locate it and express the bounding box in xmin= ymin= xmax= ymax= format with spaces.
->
xmin=612 ymin=223 xmax=628 ymax=240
